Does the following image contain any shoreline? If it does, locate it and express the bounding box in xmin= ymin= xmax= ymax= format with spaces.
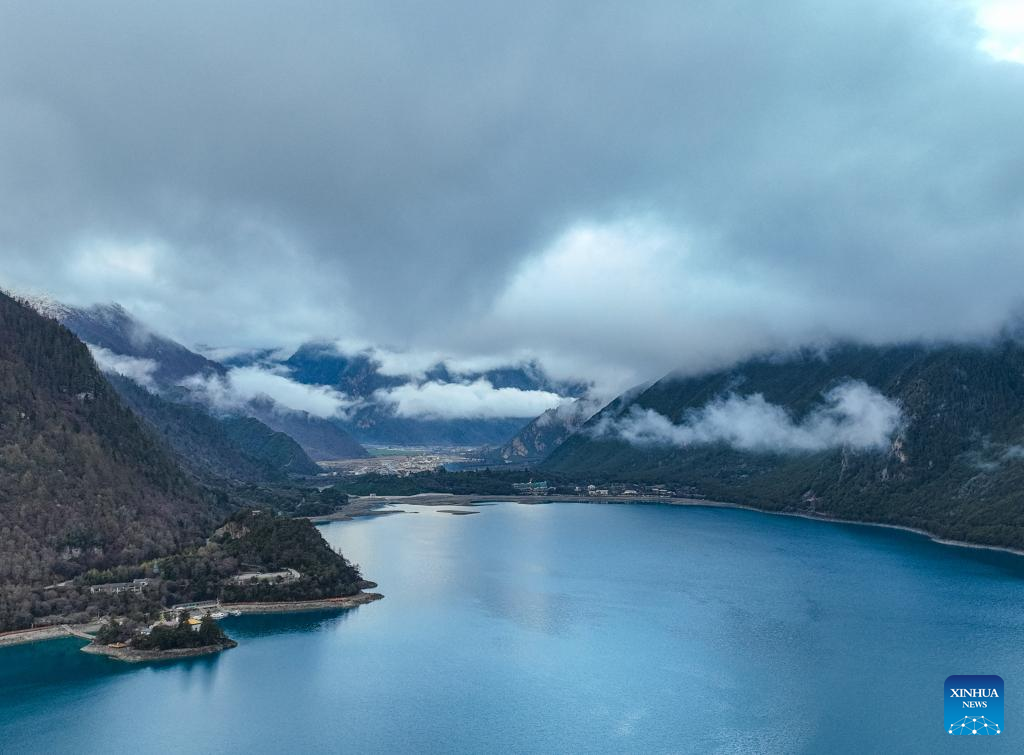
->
xmin=221 ymin=591 xmax=383 ymax=614
xmin=739 ymin=507 xmax=1024 ymax=559
xmin=81 ymin=639 xmax=238 ymax=663
xmin=7 ymin=496 xmax=1020 ymax=651
xmin=340 ymin=493 xmax=1024 ymax=560
xmin=661 ymin=498 xmax=1024 ymax=559
xmin=0 ymin=622 xmax=102 ymax=649
xmin=0 ymin=591 xmax=383 ymax=650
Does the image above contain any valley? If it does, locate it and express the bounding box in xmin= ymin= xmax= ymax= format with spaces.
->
xmin=3 ymin=4 xmax=1022 ymax=749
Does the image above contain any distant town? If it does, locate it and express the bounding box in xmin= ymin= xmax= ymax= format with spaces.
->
xmin=314 ymin=446 xmax=709 ymax=502
xmin=510 ymin=480 xmax=707 ymax=500
xmin=319 ymin=446 xmax=481 ymax=476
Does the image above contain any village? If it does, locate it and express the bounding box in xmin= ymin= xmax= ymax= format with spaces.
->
xmin=510 ymin=480 xmax=707 ymax=500
xmin=318 ymin=447 xmax=478 ymax=477
xmin=83 ymin=563 xmax=307 ymax=645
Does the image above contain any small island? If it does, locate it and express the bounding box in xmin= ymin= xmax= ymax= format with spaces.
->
xmin=83 ymin=612 xmax=237 ymax=662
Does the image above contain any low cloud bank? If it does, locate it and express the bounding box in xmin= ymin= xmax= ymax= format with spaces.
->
xmin=597 ymin=380 xmax=902 ymax=453
xmin=88 ymin=344 xmax=159 ymax=390
xmin=374 ymin=379 xmax=567 ymax=420
xmin=181 ymin=366 xmax=356 ymax=419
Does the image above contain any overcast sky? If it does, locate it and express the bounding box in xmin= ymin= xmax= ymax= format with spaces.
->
xmin=2 ymin=0 xmax=1023 ymax=396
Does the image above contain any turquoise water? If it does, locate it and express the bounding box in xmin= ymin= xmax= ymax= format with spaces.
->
xmin=2 ymin=501 xmax=1024 ymax=753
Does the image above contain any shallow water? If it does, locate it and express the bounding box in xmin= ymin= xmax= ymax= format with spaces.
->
xmin=2 ymin=501 xmax=1022 ymax=753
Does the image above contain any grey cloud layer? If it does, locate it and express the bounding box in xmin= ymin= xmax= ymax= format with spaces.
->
xmin=2 ymin=1 xmax=1023 ymax=392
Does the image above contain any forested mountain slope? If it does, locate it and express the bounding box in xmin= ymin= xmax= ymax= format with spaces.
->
xmin=245 ymin=401 xmax=369 ymax=461
xmin=25 ymin=297 xmax=368 ymax=461
xmin=108 ymin=375 xmax=320 ymax=482
xmin=544 ymin=343 xmax=1024 ymax=549
xmin=45 ymin=299 xmax=223 ymax=384
xmin=0 ymin=293 xmax=224 ymax=629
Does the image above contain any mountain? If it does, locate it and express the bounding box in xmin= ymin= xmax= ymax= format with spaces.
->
xmin=219 ymin=417 xmax=322 ymax=475
xmin=25 ymin=298 xmax=368 ymax=461
xmin=281 ymin=345 xmax=403 ymax=397
xmin=24 ymin=297 xmax=588 ymax=454
xmin=345 ymin=413 xmax=530 ymax=447
xmin=245 ymin=400 xmax=369 ymax=461
xmin=490 ymin=398 xmax=602 ymax=463
xmin=29 ymin=298 xmax=223 ymax=384
xmin=281 ymin=342 xmax=587 ymax=446
xmin=108 ymin=375 xmax=321 ymax=481
xmin=0 ymin=292 xmax=225 ymax=630
xmin=544 ymin=342 xmax=1024 ymax=550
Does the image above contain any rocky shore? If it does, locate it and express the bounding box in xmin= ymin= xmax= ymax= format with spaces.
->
xmin=222 ymin=590 xmax=383 ymax=614
xmin=82 ymin=639 xmax=238 ymax=663
xmin=0 ymin=622 xmax=102 ymax=648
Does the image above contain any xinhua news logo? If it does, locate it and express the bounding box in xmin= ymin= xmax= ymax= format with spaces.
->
xmin=945 ymin=675 xmax=1003 ymax=736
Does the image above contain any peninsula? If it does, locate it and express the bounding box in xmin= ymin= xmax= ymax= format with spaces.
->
xmin=82 ymin=612 xmax=237 ymax=662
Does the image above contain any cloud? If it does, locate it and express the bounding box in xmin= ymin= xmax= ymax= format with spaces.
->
xmin=70 ymin=239 xmax=161 ymax=286
xmin=181 ymin=366 xmax=356 ymax=418
xmin=2 ymin=1 xmax=1024 ymax=392
xmin=597 ymin=380 xmax=902 ymax=453
xmin=374 ymin=379 xmax=568 ymax=420
xmin=976 ymin=1 xmax=1024 ymax=63
xmin=363 ymin=347 xmax=446 ymax=380
xmin=88 ymin=344 xmax=159 ymax=390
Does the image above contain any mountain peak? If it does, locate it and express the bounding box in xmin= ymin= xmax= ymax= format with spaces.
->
xmin=11 ymin=291 xmax=75 ymax=322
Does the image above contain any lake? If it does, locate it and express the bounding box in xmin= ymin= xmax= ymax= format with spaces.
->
xmin=2 ymin=501 xmax=1023 ymax=753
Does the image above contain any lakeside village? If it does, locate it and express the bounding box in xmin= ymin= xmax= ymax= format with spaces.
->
xmin=321 ymin=448 xmax=474 ymax=476
xmin=511 ymin=481 xmax=706 ymax=499
xmin=73 ymin=566 xmax=305 ymax=660
xmin=304 ymin=443 xmax=712 ymax=503
xmin=83 ymin=595 xmax=239 ymax=661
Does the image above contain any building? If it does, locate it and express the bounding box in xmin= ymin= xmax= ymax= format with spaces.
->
xmin=186 ymin=617 xmax=203 ymax=632
xmin=89 ymin=578 xmax=156 ymax=595
xmin=170 ymin=600 xmax=219 ymax=613
xmin=512 ymin=481 xmax=549 ymax=494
